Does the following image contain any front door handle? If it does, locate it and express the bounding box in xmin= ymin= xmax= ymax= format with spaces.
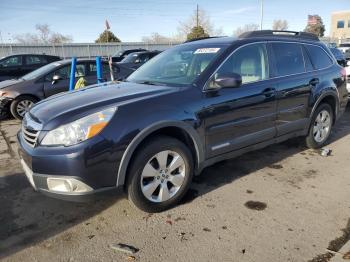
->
xmin=262 ymin=88 xmax=276 ymax=97
xmin=309 ymin=78 xmax=319 ymax=86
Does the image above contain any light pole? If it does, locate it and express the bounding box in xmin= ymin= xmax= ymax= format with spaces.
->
xmin=260 ymin=0 xmax=264 ymax=30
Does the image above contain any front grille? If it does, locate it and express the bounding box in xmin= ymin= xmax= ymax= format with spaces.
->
xmin=22 ymin=127 xmax=40 ymax=147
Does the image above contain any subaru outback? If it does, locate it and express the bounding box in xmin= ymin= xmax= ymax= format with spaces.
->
xmin=17 ymin=31 xmax=348 ymax=212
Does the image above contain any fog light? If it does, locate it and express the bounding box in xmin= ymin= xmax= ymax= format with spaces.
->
xmin=47 ymin=178 xmax=93 ymax=193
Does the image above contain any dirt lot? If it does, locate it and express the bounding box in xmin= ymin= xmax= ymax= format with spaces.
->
xmin=0 ymin=107 xmax=350 ymax=262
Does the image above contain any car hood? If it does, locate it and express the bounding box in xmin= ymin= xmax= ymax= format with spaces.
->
xmin=29 ymin=81 xmax=176 ymax=128
xmin=0 ymin=79 xmax=24 ymax=89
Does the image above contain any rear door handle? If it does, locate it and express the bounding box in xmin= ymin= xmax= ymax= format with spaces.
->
xmin=262 ymin=88 xmax=276 ymax=97
xmin=309 ymin=78 xmax=319 ymax=86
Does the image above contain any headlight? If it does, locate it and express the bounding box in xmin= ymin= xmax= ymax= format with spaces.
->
xmin=41 ymin=107 xmax=117 ymax=146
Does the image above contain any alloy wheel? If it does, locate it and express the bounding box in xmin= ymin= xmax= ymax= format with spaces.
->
xmin=140 ymin=150 xmax=186 ymax=203
xmin=313 ymin=110 xmax=331 ymax=143
xmin=16 ymin=100 xmax=34 ymax=117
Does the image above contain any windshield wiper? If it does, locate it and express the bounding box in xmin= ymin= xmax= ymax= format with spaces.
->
xmin=136 ymin=80 xmax=167 ymax=86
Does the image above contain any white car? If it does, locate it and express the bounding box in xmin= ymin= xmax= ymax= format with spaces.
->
xmin=339 ymin=43 xmax=350 ymax=53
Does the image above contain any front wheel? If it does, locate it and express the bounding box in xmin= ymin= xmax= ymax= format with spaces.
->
xmin=10 ymin=96 xmax=37 ymax=120
xmin=127 ymin=136 xmax=193 ymax=213
xmin=305 ymin=103 xmax=333 ymax=149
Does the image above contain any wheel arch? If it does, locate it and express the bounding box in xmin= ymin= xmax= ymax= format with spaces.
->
xmin=310 ymin=91 xmax=338 ymax=125
xmin=12 ymin=94 xmax=40 ymax=103
xmin=116 ymin=121 xmax=205 ymax=187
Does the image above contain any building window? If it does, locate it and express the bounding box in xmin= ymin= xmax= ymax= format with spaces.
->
xmin=348 ymin=20 xmax=350 ymax=28
xmin=337 ymin=20 xmax=345 ymax=28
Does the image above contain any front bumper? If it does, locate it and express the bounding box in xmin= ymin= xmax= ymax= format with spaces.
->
xmin=17 ymin=131 xmax=122 ymax=202
xmin=0 ymin=97 xmax=12 ymax=111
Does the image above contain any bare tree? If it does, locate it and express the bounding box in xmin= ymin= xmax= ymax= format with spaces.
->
xmin=14 ymin=24 xmax=72 ymax=44
xmin=272 ymin=19 xmax=289 ymax=31
xmin=36 ymin=24 xmax=50 ymax=43
xmin=176 ymin=6 xmax=223 ymax=41
xmin=233 ymin=24 xmax=259 ymax=37
xmin=142 ymin=33 xmax=173 ymax=43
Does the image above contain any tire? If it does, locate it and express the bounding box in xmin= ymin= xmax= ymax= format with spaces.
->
xmin=127 ymin=136 xmax=194 ymax=213
xmin=10 ymin=96 xmax=37 ymax=120
xmin=0 ymin=109 xmax=10 ymax=121
xmin=305 ymin=103 xmax=333 ymax=149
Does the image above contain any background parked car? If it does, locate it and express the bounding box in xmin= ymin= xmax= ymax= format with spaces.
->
xmin=338 ymin=43 xmax=350 ymax=60
xmin=338 ymin=43 xmax=350 ymax=52
xmin=345 ymin=49 xmax=350 ymax=60
xmin=0 ymin=59 xmax=118 ymax=119
xmin=0 ymin=54 xmax=61 ymax=82
xmin=111 ymin=48 xmax=147 ymax=62
xmin=116 ymin=50 xmax=161 ymax=79
xmin=330 ymin=48 xmax=347 ymax=67
xmin=346 ymin=61 xmax=350 ymax=95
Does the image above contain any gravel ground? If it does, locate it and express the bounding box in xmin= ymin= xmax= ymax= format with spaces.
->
xmin=0 ymin=106 xmax=350 ymax=262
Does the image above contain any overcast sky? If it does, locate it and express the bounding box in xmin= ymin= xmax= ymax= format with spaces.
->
xmin=0 ymin=0 xmax=349 ymax=43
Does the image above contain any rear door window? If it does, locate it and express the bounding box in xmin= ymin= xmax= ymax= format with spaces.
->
xmin=270 ymin=43 xmax=305 ymax=77
xmin=26 ymin=55 xmax=43 ymax=65
xmin=305 ymin=45 xmax=333 ymax=70
xmin=88 ymin=62 xmax=110 ymax=75
xmin=302 ymin=46 xmax=314 ymax=72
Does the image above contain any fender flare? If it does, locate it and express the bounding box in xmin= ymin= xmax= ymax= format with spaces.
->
xmin=116 ymin=121 xmax=205 ymax=186
xmin=310 ymin=90 xmax=339 ymax=120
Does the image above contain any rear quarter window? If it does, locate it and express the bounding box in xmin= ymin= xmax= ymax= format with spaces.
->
xmin=305 ymin=45 xmax=333 ymax=70
xmin=270 ymin=43 xmax=305 ymax=77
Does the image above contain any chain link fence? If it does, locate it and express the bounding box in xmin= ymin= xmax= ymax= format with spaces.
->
xmin=0 ymin=42 xmax=181 ymax=59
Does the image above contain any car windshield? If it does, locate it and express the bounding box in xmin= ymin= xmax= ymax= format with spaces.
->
xmin=114 ymin=51 xmax=124 ymax=57
xmin=121 ymin=53 xmax=139 ymax=63
xmin=21 ymin=62 xmax=62 ymax=80
xmin=127 ymin=43 xmax=228 ymax=86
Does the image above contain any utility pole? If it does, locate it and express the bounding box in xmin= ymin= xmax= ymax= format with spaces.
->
xmin=196 ymin=4 xmax=199 ymax=28
xmin=260 ymin=0 xmax=264 ymax=30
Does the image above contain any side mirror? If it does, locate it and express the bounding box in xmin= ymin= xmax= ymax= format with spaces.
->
xmin=347 ymin=60 xmax=350 ymax=67
xmin=213 ymin=72 xmax=242 ymax=89
xmin=52 ymin=75 xmax=61 ymax=85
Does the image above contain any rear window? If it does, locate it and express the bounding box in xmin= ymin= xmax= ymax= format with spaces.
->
xmin=305 ymin=45 xmax=333 ymax=70
xmin=271 ymin=43 xmax=305 ymax=77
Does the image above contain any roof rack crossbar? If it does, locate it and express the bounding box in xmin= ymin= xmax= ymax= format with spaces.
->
xmin=239 ymin=30 xmax=319 ymax=41
xmin=184 ymin=36 xmax=225 ymax=43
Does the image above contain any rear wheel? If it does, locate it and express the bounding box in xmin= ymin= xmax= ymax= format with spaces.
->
xmin=10 ymin=96 xmax=37 ymax=120
xmin=305 ymin=103 xmax=333 ymax=149
xmin=127 ymin=136 xmax=193 ymax=213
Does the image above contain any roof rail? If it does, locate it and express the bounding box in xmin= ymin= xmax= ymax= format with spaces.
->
xmin=184 ymin=36 xmax=225 ymax=43
xmin=239 ymin=30 xmax=319 ymax=41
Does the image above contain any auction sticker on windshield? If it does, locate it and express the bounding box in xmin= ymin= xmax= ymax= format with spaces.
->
xmin=194 ymin=48 xmax=220 ymax=54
